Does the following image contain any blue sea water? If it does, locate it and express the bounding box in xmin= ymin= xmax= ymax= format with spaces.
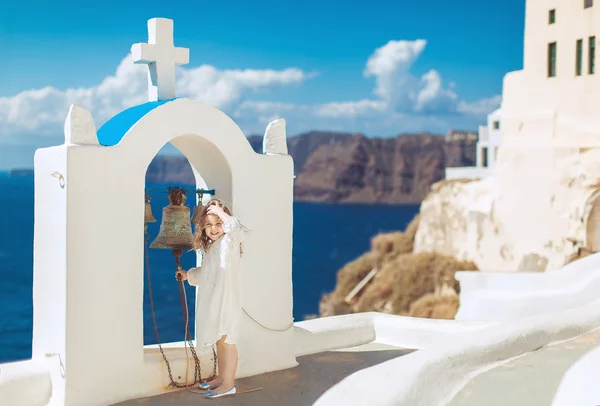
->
xmin=0 ymin=174 xmax=419 ymax=363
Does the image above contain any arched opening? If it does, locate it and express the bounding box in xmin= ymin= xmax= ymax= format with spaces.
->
xmin=140 ymin=133 xmax=233 ymax=385
xmin=586 ymin=192 xmax=600 ymax=252
xmin=567 ymin=190 xmax=600 ymax=265
xmin=143 ymin=142 xmax=198 ymax=347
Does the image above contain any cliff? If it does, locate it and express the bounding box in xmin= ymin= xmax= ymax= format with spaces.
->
xmin=146 ymin=131 xmax=477 ymax=204
xmin=414 ymin=146 xmax=600 ymax=271
xmin=319 ymin=214 xmax=479 ymax=319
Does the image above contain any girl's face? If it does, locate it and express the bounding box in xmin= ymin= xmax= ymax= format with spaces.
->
xmin=204 ymin=214 xmax=224 ymax=241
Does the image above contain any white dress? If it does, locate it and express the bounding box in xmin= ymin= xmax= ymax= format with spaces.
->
xmin=186 ymin=217 xmax=244 ymax=348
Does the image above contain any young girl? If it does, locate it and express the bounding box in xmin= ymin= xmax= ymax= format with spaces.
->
xmin=175 ymin=199 xmax=245 ymax=399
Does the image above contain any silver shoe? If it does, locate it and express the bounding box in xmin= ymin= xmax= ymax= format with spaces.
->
xmin=205 ymin=386 xmax=237 ymax=399
xmin=199 ymin=382 xmax=211 ymax=390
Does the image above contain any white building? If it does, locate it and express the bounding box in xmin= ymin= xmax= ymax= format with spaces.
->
xmin=448 ymin=0 xmax=599 ymax=179
xmin=501 ymin=0 xmax=599 ymax=148
xmin=445 ymin=108 xmax=502 ymax=180
xmin=430 ymin=0 xmax=600 ymax=273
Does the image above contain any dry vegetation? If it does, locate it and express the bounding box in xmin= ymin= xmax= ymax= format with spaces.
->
xmin=319 ymin=214 xmax=479 ymax=320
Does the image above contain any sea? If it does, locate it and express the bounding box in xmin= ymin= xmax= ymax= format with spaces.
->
xmin=0 ymin=173 xmax=420 ymax=363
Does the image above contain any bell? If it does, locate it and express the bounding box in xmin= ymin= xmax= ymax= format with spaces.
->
xmin=190 ymin=190 xmax=205 ymax=225
xmin=191 ymin=205 xmax=202 ymax=225
xmin=144 ymin=195 xmax=156 ymax=223
xmin=150 ymin=187 xmax=194 ymax=250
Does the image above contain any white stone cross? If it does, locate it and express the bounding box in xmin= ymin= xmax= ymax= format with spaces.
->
xmin=131 ymin=18 xmax=189 ymax=102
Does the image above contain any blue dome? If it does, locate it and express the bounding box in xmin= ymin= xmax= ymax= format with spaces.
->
xmin=97 ymin=98 xmax=178 ymax=146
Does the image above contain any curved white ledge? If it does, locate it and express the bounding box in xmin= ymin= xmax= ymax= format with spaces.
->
xmin=456 ymin=253 xmax=600 ymax=321
xmin=313 ymin=298 xmax=600 ymax=406
xmin=0 ymin=359 xmax=52 ymax=406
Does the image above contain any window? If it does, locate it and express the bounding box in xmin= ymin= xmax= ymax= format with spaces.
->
xmin=585 ymin=0 xmax=593 ymax=8
xmin=590 ymin=36 xmax=596 ymax=74
xmin=576 ymin=39 xmax=583 ymax=76
xmin=549 ymin=9 xmax=556 ymax=24
xmin=482 ymin=147 xmax=488 ymax=168
xmin=548 ymin=42 xmax=557 ymax=77
xmin=493 ymin=121 xmax=500 ymax=130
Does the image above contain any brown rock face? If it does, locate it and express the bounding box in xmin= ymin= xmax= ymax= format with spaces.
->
xmin=294 ymin=132 xmax=474 ymax=204
xmin=146 ymin=131 xmax=476 ymax=204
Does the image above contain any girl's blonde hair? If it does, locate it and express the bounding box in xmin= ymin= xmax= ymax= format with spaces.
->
xmin=193 ymin=199 xmax=243 ymax=255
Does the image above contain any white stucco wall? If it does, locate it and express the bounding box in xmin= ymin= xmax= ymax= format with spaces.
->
xmin=0 ymin=359 xmax=52 ymax=406
xmin=445 ymin=166 xmax=490 ymax=180
xmin=455 ymin=252 xmax=600 ymax=321
xmin=293 ymin=312 xmax=492 ymax=357
xmin=486 ymin=108 xmax=502 ymax=169
xmin=29 ymin=98 xmax=297 ymax=406
xmin=503 ymin=0 xmax=600 ymax=147
xmin=448 ymin=108 xmax=501 ymax=180
xmin=475 ymin=125 xmax=488 ymax=169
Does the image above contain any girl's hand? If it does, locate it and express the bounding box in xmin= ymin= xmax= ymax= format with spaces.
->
xmin=208 ymin=205 xmax=231 ymax=222
xmin=175 ymin=270 xmax=188 ymax=281
xmin=207 ymin=205 xmax=223 ymax=216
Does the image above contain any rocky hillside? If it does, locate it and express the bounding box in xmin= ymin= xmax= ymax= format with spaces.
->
xmin=319 ymin=214 xmax=479 ymax=320
xmin=146 ymin=131 xmax=477 ymax=204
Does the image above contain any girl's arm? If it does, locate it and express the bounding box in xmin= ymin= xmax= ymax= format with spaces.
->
xmin=208 ymin=205 xmax=232 ymax=224
xmin=185 ymin=266 xmax=202 ymax=286
xmin=175 ymin=251 xmax=204 ymax=286
xmin=208 ymin=206 xmax=245 ymax=242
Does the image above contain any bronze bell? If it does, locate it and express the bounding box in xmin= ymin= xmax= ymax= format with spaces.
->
xmin=191 ymin=205 xmax=202 ymax=225
xmin=150 ymin=187 xmax=194 ymax=250
xmin=190 ymin=190 xmax=205 ymax=225
xmin=144 ymin=195 xmax=156 ymax=223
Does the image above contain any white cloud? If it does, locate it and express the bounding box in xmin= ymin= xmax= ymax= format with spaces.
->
xmin=178 ymin=65 xmax=307 ymax=110
xmin=314 ymin=100 xmax=387 ymax=118
xmin=0 ymin=56 xmax=310 ymax=146
xmin=0 ymin=39 xmax=501 ymax=153
xmin=233 ymin=101 xmax=302 ymax=129
xmin=415 ymin=70 xmax=458 ymax=113
xmin=364 ymin=39 xmax=426 ymax=107
xmin=458 ymin=95 xmax=502 ymax=116
xmin=232 ymin=39 xmax=500 ymax=136
xmin=361 ymin=39 xmax=462 ymax=114
xmin=234 ymin=101 xmax=297 ymax=115
xmin=365 ymin=39 xmax=426 ymax=77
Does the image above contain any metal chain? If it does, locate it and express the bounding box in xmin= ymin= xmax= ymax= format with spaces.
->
xmin=179 ymin=275 xmax=218 ymax=389
xmin=176 ymin=276 xmax=202 ymax=384
xmin=144 ymin=233 xmax=217 ymax=389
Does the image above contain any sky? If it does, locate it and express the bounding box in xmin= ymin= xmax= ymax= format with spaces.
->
xmin=0 ymin=0 xmax=526 ymax=169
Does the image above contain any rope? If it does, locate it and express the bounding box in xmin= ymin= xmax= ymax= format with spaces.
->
xmin=196 ymin=250 xmax=294 ymax=333
xmin=242 ymin=308 xmax=294 ymax=332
